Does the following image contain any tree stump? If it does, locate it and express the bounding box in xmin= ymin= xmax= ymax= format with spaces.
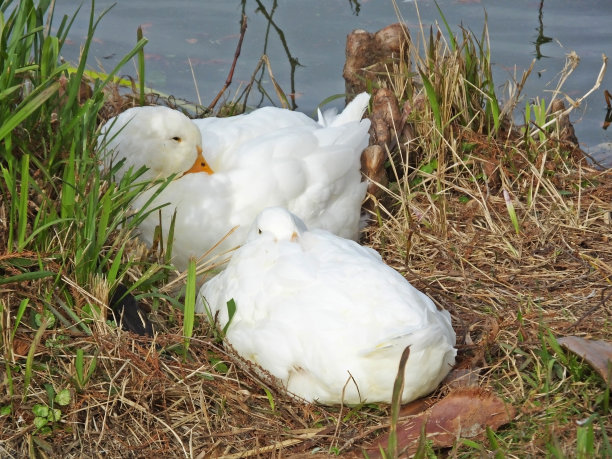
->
xmin=343 ymin=23 xmax=410 ymax=99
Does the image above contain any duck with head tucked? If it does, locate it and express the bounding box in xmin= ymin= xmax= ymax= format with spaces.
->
xmin=99 ymin=94 xmax=371 ymax=270
xmin=196 ymin=207 xmax=456 ymax=405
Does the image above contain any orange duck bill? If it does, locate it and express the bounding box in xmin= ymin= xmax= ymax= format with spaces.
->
xmin=184 ymin=145 xmax=214 ymax=175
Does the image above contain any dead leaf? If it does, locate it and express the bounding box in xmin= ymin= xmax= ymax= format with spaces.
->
xmin=557 ymin=336 xmax=612 ymax=384
xmin=366 ymin=388 xmax=515 ymax=457
xmin=398 ymin=397 xmax=431 ymax=417
xmin=12 ymin=336 xmax=31 ymax=357
xmin=442 ymin=367 xmax=481 ymax=389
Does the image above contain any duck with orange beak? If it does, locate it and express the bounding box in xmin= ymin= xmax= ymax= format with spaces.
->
xmin=183 ymin=145 xmax=214 ymax=176
xmin=98 ymin=94 xmax=371 ymax=271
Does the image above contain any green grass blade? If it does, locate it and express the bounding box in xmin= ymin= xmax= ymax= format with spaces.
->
xmin=96 ymin=183 xmax=113 ymax=250
xmin=387 ymin=346 xmax=411 ymax=458
xmin=22 ymin=217 xmax=71 ymax=248
xmin=60 ymin=143 xmax=76 ymax=219
xmin=576 ymin=422 xmax=595 ymax=459
xmin=1 ymin=163 xmax=16 ymax=248
xmin=11 ymin=298 xmax=29 ymax=341
xmin=53 ymin=296 xmax=92 ymax=335
xmin=43 ymin=300 xmax=77 ymax=331
xmin=222 ymin=299 xmax=236 ymax=336
xmin=137 ymin=25 xmax=145 ymax=105
xmin=263 ymin=387 xmax=276 ymax=413
xmin=106 ymin=242 xmax=126 ymax=287
xmin=413 ymin=423 xmax=428 ymax=459
xmin=40 ymin=35 xmax=59 ymax=80
xmin=98 ymin=37 xmax=148 ymax=91
xmin=17 ymin=154 xmax=30 ymax=250
xmin=600 ymin=415 xmax=612 ymax=457
xmin=183 ymin=258 xmax=196 ymax=354
xmin=0 ymin=81 xmax=60 ymax=143
xmin=23 ymin=312 xmax=50 ymax=400
xmin=75 ymin=348 xmax=84 ymax=387
xmin=486 ymin=426 xmax=505 ymax=458
xmin=164 ymin=209 xmax=177 ymax=266
xmin=0 ymin=85 xmax=21 ymax=101
xmin=419 ymin=69 xmax=442 ymax=132
xmin=502 ymin=189 xmax=520 ymax=235
xmin=59 ymin=0 xmax=99 ymax=114
xmin=55 ymin=4 xmax=81 ymax=48
xmin=0 ymin=270 xmax=55 ymax=286
xmin=435 ymin=0 xmax=457 ymax=51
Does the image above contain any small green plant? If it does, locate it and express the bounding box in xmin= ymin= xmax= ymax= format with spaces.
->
xmin=32 ymin=403 xmax=62 ymax=434
xmin=263 ymin=387 xmax=276 ymax=414
xmin=31 ymin=386 xmax=70 ymax=435
xmin=502 ymin=188 xmax=520 ymax=235
xmin=54 ymin=389 xmax=71 ymax=406
xmin=207 ymin=354 xmax=230 ymax=374
xmin=521 ymin=97 xmax=548 ymax=160
xmin=201 ymin=297 xmax=237 ymax=342
xmin=413 ymin=425 xmax=435 ymax=459
xmin=532 ymin=98 xmax=548 ymax=143
xmin=222 ymin=299 xmax=237 ymax=336
xmin=73 ymin=348 xmax=97 ymax=391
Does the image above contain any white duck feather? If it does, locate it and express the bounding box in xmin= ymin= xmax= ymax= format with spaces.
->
xmin=196 ymin=207 xmax=456 ymax=405
xmin=99 ymin=95 xmax=371 ymax=270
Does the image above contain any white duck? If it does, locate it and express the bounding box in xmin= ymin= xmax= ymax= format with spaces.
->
xmin=99 ymin=95 xmax=371 ymax=270
xmin=195 ymin=207 xmax=456 ymax=405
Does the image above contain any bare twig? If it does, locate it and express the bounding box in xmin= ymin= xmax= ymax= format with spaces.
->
xmin=208 ymin=14 xmax=248 ymax=111
xmin=533 ymin=53 xmax=608 ymax=136
xmin=188 ymin=57 xmax=202 ymax=106
xmin=565 ymin=287 xmax=612 ymax=332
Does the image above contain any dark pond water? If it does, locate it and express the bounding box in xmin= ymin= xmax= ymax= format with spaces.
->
xmin=53 ymin=0 xmax=612 ymax=166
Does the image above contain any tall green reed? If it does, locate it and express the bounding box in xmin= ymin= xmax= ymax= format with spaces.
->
xmin=0 ymin=0 xmax=175 ymax=333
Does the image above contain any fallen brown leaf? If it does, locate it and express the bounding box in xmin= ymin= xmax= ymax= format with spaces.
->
xmin=557 ymin=336 xmax=612 ymax=385
xmin=12 ymin=334 xmax=41 ymax=357
xmin=366 ymin=388 xmax=515 ymax=457
xmin=442 ymin=367 xmax=481 ymax=389
xmin=398 ymin=397 xmax=431 ymax=417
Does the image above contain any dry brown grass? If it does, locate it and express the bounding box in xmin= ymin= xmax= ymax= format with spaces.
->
xmin=362 ymin=123 xmax=612 ymax=456
xmin=0 ymin=295 xmax=394 ymax=458
xmin=2 ymin=9 xmax=612 ymax=458
xmin=2 ymin=124 xmax=610 ymax=458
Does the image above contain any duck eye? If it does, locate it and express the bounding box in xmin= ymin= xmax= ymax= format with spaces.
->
xmin=172 ymin=136 xmax=182 ymax=142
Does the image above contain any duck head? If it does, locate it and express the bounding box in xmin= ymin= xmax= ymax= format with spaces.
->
xmin=247 ymin=207 xmax=308 ymax=243
xmin=100 ymin=105 xmax=213 ymax=181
